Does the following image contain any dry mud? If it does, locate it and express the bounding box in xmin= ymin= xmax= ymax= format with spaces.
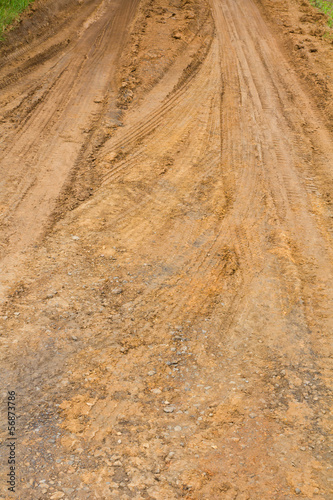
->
xmin=0 ymin=0 xmax=333 ymax=498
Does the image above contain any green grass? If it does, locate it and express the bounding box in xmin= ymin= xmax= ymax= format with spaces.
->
xmin=0 ymin=0 xmax=34 ymax=38
xmin=309 ymin=0 xmax=333 ymax=27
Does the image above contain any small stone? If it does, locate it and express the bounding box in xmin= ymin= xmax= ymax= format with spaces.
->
xmin=173 ymin=31 xmax=182 ymax=39
xmin=295 ymin=488 xmax=301 ymax=494
xmin=71 ymin=335 xmax=78 ymax=341
xmin=113 ymin=460 xmax=123 ymax=466
xmin=148 ymin=371 xmax=156 ymax=376
xmin=62 ymin=488 xmax=74 ymax=495
xmin=72 ymin=236 xmax=80 ymax=241
xmin=165 ymin=451 xmax=175 ymax=462
xmin=151 ymin=389 xmax=161 ymax=394
xmin=163 ymin=406 xmax=175 ymax=413
xmin=50 ymin=492 xmax=65 ymax=500
xmin=249 ymin=413 xmax=256 ymax=419
xmin=112 ymin=287 xmax=123 ymax=295
xmin=174 ymin=426 xmax=182 ymax=431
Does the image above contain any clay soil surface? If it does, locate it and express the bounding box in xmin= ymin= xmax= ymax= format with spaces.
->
xmin=0 ymin=0 xmax=333 ymax=498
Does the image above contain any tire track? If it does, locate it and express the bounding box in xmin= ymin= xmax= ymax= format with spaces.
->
xmin=0 ymin=0 xmax=140 ymax=299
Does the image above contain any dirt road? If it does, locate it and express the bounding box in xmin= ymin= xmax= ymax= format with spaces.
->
xmin=0 ymin=0 xmax=332 ymax=498
xmin=0 ymin=0 xmax=139 ymax=295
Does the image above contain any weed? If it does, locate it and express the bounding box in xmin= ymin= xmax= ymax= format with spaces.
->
xmin=309 ymin=0 xmax=333 ymax=27
xmin=0 ymin=0 xmax=34 ymax=38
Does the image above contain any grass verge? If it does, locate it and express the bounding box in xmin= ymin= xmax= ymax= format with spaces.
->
xmin=0 ymin=0 xmax=34 ymax=38
xmin=309 ymin=0 xmax=333 ymax=27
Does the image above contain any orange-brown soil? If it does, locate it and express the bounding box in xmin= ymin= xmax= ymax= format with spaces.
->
xmin=0 ymin=0 xmax=332 ymax=498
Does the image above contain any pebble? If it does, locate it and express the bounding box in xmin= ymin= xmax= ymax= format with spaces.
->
xmin=148 ymin=371 xmax=156 ymax=376
xmin=50 ymin=492 xmax=65 ymax=500
xmin=113 ymin=460 xmax=123 ymax=466
xmin=112 ymin=287 xmax=123 ymax=295
xmin=62 ymin=488 xmax=75 ymax=494
xmin=164 ymin=406 xmax=175 ymax=413
xmin=174 ymin=426 xmax=182 ymax=431
xmin=151 ymin=389 xmax=161 ymax=394
xmin=165 ymin=451 xmax=175 ymax=462
xmin=72 ymin=236 xmax=80 ymax=240
xmin=295 ymin=488 xmax=301 ymax=494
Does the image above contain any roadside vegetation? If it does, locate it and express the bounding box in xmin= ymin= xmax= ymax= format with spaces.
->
xmin=0 ymin=0 xmax=34 ymax=38
xmin=310 ymin=0 xmax=333 ymax=27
